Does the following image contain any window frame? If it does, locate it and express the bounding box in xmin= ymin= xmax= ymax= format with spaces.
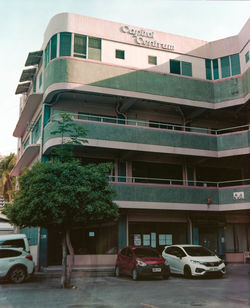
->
xmin=115 ymin=49 xmax=125 ymax=60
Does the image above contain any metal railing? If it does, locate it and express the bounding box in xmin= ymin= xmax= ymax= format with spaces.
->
xmin=109 ymin=175 xmax=250 ymax=188
xmin=75 ymin=113 xmax=250 ymax=136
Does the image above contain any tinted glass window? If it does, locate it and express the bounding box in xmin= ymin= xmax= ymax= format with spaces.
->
xmin=181 ymin=61 xmax=192 ymax=76
xmin=165 ymin=247 xmax=175 ymax=255
xmin=74 ymin=34 xmax=87 ymax=58
xmin=0 ymin=239 xmax=25 ymax=250
xmin=175 ymin=247 xmax=186 ymax=257
xmin=51 ymin=34 xmax=57 ymax=60
xmin=60 ymin=32 xmax=72 ymax=57
xmin=183 ymin=246 xmax=215 ymax=256
xmin=221 ymin=56 xmax=230 ymax=78
xmin=205 ymin=59 xmax=212 ymax=80
xmin=88 ymin=37 xmax=101 ymax=61
xmin=134 ymin=248 xmax=160 ymax=258
xmin=245 ymin=51 xmax=249 ymax=63
xmin=170 ymin=60 xmax=181 ymax=74
xmin=148 ymin=56 xmax=157 ymax=65
xmin=0 ymin=249 xmax=22 ymax=258
xmin=213 ymin=59 xmax=219 ymax=80
xmin=116 ymin=49 xmax=125 ymax=59
xmin=230 ymin=54 xmax=241 ymax=76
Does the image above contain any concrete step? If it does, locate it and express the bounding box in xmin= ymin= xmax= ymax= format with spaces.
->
xmin=35 ymin=266 xmax=115 ymax=278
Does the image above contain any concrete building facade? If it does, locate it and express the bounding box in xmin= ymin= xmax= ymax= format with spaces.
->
xmin=12 ymin=13 xmax=250 ymax=267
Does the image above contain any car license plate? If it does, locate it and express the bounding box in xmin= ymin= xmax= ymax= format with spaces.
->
xmin=209 ymin=268 xmax=217 ymax=271
xmin=152 ymin=268 xmax=161 ymax=272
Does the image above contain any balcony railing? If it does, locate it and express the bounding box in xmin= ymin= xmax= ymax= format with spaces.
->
xmin=73 ymin=113 xmax=250 ymax=136
xmin=109 ymin=176 xmax=250 ymax=188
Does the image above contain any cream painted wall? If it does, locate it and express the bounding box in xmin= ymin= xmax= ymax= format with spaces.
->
xmin=102 ymin=40 xmax=206 ymax=79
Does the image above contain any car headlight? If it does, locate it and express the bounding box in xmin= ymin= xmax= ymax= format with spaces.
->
xmin=136 ymin=259 xmax=147 ymax=267
xmin=190 ymin=260 xmax=204 ymax=265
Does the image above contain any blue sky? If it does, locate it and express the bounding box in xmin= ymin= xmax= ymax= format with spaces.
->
xmin=0 ymin=0 xmax=249 ymax=156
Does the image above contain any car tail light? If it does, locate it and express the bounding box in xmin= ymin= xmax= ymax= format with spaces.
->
xmin=25 ymin=254 xmax=33 ymax=261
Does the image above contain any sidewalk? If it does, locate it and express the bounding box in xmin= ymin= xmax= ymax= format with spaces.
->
xmin=34 ymin=263 xmax=250 ymax=279
xmin=35 ymin=265 xmax=115 ymax=278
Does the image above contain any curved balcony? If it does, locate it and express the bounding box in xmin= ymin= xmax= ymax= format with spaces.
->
xmin=43 ymin=115 xmax=250 ymax=158
xmin=13 ymin=93 xmax=42 ymax=138
xmin=110 ymin=176 xmax=250 ymax=212
xmin=43 ymin=58 xmax=250 ymax=109
xmin=10 ymin=144 xmax=40 ymax=176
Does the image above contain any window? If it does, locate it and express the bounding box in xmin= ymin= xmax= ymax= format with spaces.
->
xmin=33 ymin=77 xmax=36 ymax=93
xmin=148 ymin=56 xmax=157 ymax=65
xmin=39 ymin=72 xmax=42 ymax=88
xmin=74 ymin=34 xmax=87 ymax=58
xmin=213 ymin=59 xmax=219 ymax=80
xmin=115 ymin=49 xmax=125 ymax=60
xmin=88 ymin=37 xmax=101 ymax=61
xmin=44 ymin=41 xmax=50 ymax=68
xmin=181 ymin=61 xmax=192 ymax=76
xmin=0 ymin=249 xmax=22 ymax=258
xmin=23 ymin=137 xmax=30 ymax=149
xmin=170 ymin=60 xmax=192 ymax=76
xmin=32 ymin=117 xmax=41 ymax=144
xmin=0 ymin=239 xmax=25 ymax=250
xmin=205 ymin=59 xmax=212 ymax=80
xmin=230 ymin=54 xmax=241 ymax=76
xmin=60 ymin=32 xmax=72 ymax=57
xmin=245 ymin=51 xmax=249 ymax=63
xmin=221 ymin=56 xmax=231 ymax=78
xmin=170 ymin=60 xmax=181 ymax=74
xmin=50 ymin=34 xmax=57 ymax=60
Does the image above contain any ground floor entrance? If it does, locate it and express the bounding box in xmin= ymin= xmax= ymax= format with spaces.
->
xmin=34 ymin=210 xmax=250 ymax=267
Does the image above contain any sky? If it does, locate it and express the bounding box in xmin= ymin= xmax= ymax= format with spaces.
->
xmin=0 ymin=0 xmax=249 ymax=156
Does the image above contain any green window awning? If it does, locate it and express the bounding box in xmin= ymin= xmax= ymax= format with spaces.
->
xmin=25 ymin=50 xmax=43 ymax=66
xmin=19 ymin=68 xmax=36 ymax=82
xmin=15 ymin=82 xmax=31 ymax=94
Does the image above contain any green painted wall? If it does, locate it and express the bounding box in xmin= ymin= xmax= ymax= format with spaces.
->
xmin=43 ymin=120 xmax=250 ymax=153
xmin=44 ymin=59 xmax=249 ymax=105
xmin=111 ymin=183 xmax=250 ymax=205
xmin=112 ymin=183 xmax=219 ymax=204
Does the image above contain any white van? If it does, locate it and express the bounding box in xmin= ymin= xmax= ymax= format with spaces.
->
xmin=0 ymin=234 xmax=30 ymax=253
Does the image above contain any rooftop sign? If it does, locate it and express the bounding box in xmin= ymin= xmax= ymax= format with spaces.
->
xmin=121 ymin=25 xmax=174 ymax=51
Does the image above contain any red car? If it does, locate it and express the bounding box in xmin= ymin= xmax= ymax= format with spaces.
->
xmin=115 ymin=246 xmax=170 ymax=280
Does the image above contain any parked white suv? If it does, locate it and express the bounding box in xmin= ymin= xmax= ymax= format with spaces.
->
xmin=0 ymin=248 xmax=34 ymax=283
xmin=162 ymin=245 xmax=226 ymax=278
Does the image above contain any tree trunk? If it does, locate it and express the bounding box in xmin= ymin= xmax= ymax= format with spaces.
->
xmin=66 ymin=229 xmax=74 ymax=287
xmin=61 ymin=232 xmax=67 ymax=288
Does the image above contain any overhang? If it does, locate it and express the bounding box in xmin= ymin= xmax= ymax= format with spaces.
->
xmin=25 ymin=50 xmax=43 ymax=66
xmin=10 ymin=144 xmax=40 ymax=177
xmin=19 ymin=68 xmax=36 ymax=82
xmin=13 ymin=93 xmax=42 ymax=137
xmin=15 ymin=82 xmax=31 ymax=95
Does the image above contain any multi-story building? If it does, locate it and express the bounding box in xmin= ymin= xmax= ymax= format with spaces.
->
xmin=11 ymin=13 xmax=250 ymax=267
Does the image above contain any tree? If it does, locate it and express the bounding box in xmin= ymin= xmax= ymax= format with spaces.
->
xmin=4 ymin=160 xmax=119 ymax=288
xmin=50 ymin=112 xmax=88 ymax=163
xmin=0 ymin=153 xmax=16 ymax=202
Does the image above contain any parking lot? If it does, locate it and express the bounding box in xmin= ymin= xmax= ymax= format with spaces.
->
xmin=0 ymin=264 xmax=249 ymax=308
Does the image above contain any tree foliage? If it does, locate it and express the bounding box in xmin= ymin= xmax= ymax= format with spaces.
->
xmin=0 ymin=153 xmax=16 ymax=202
xmin=5 ymin=160 xmax=119 ymax=230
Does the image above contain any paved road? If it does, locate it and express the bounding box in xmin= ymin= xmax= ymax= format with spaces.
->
xmin=0 ymin=264 xmax=249 ymax=308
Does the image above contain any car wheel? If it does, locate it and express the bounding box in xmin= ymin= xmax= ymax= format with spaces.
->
xmin=132 ymin=268 xmax=139 ymax=281
xmin=184 ymin=266 xmax=192 ymax=279
xmin=115 ymin=266 xmax=120 ymax=278
xmin=8 ymin=266 xmax=27 ymax=284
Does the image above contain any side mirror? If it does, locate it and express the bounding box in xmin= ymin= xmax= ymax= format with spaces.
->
xmin=176 ymin=253 xmax=183 ymax=259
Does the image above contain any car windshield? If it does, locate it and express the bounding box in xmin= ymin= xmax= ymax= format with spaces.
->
xmin=183 ymin=246 xmax=215 ymax=257
xmin=133 ymin=248 xmax=160 ymax=258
